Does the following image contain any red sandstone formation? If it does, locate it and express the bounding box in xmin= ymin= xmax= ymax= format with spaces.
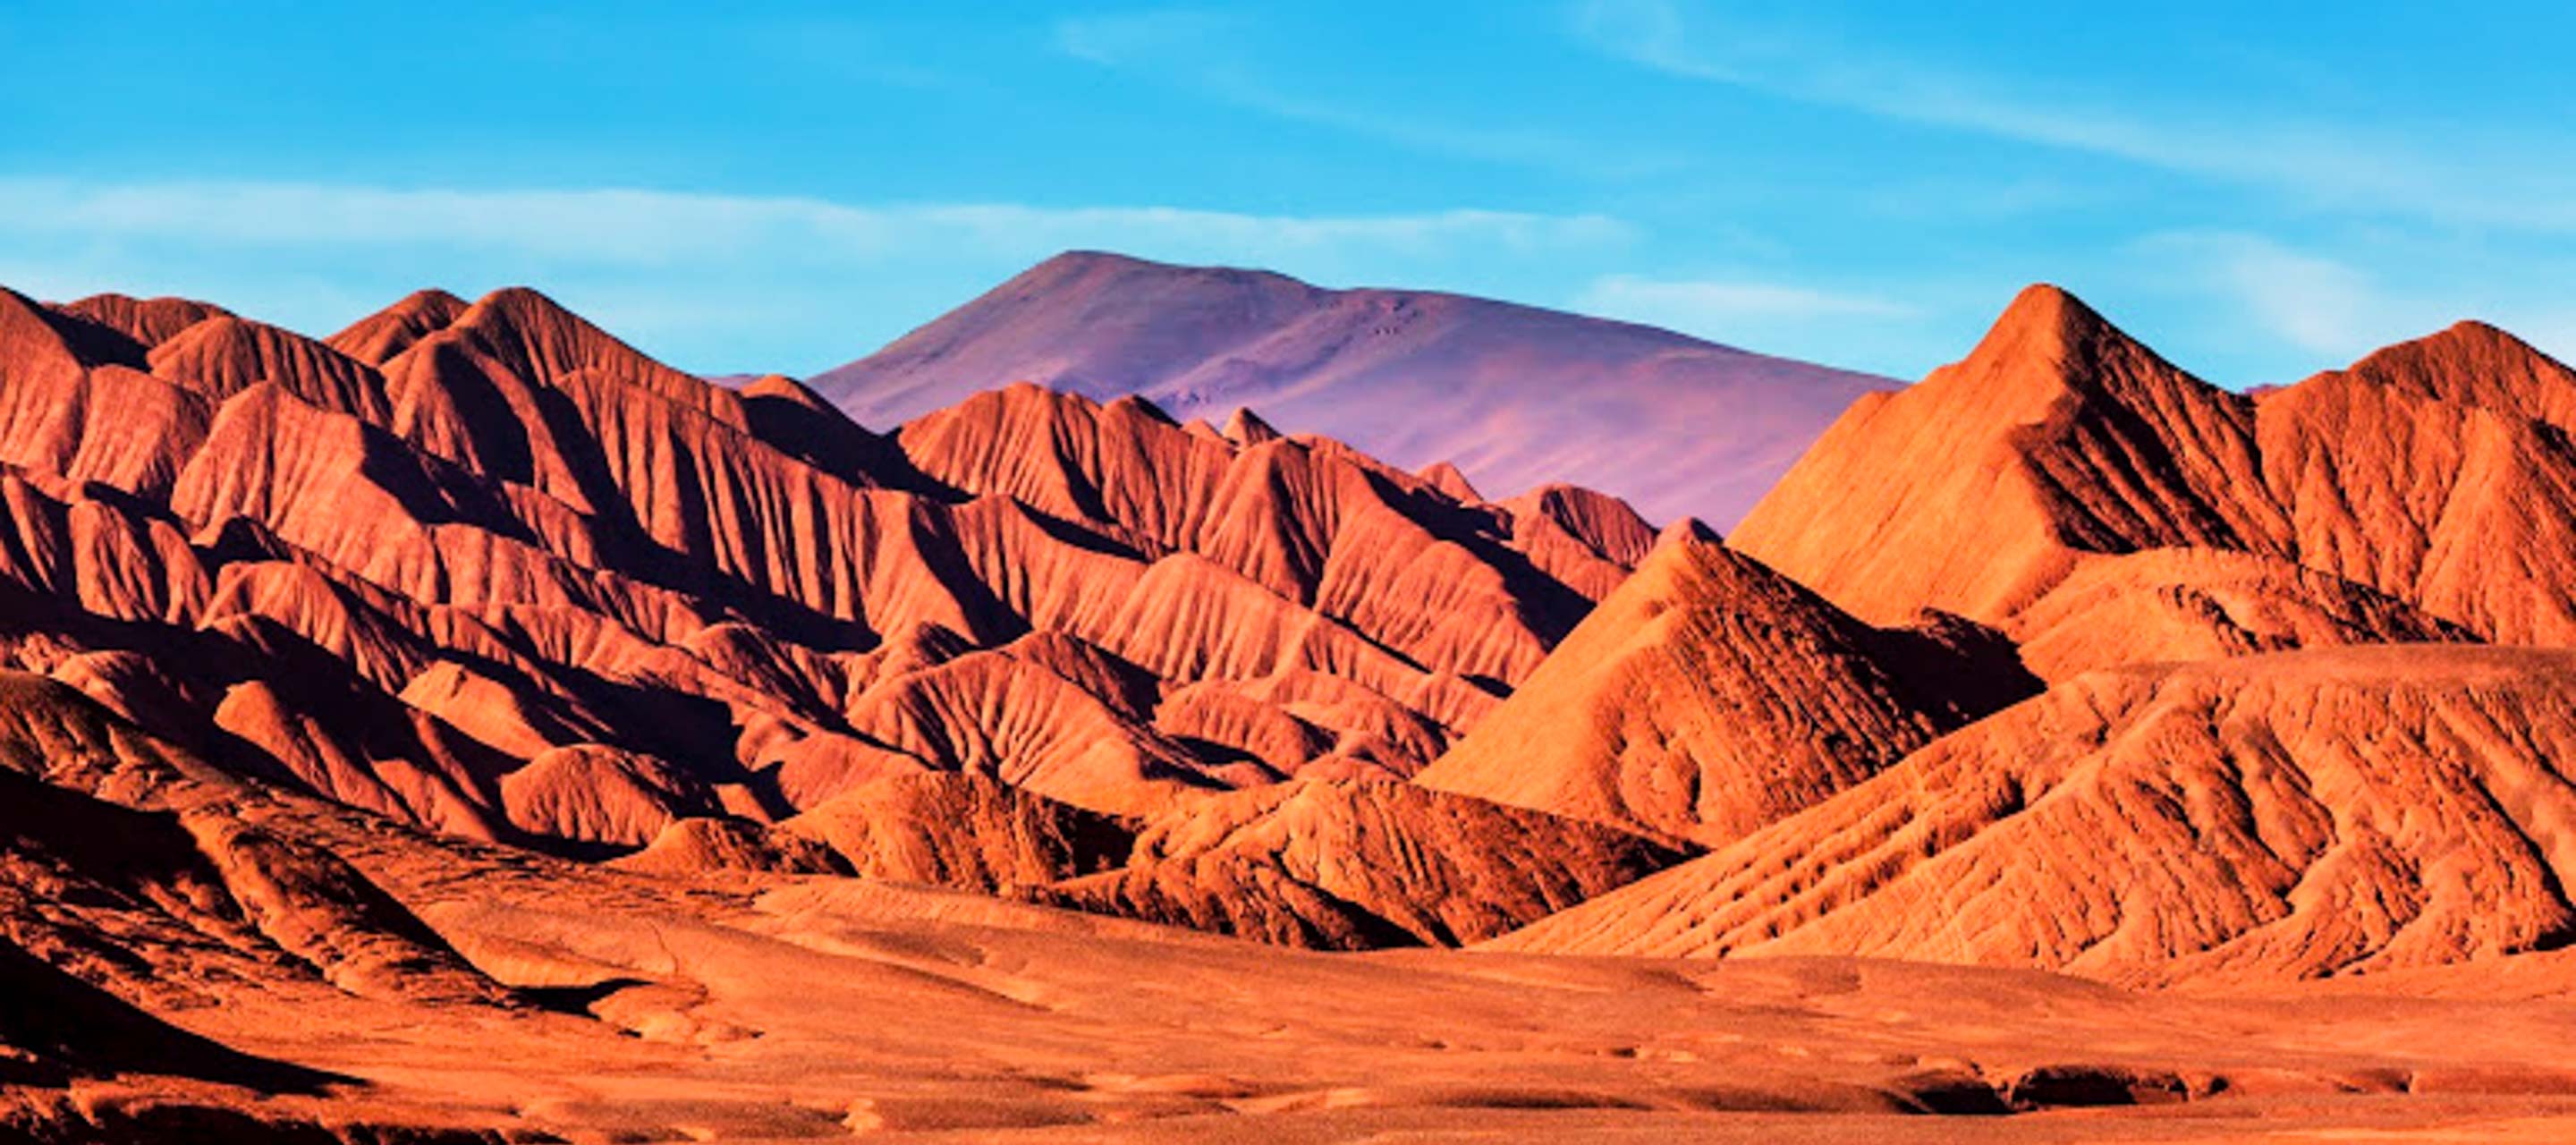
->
xmin=1731 ymin=285 xmax=2558 ymax=675
xmin=9 ymin=271 xmax=2576 ymax=1139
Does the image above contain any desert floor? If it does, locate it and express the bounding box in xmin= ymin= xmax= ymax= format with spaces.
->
xmin=63 ymin=827 xmax=2576 ymax=1145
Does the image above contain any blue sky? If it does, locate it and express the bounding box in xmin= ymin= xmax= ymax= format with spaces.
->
xmin=5 ymin=2 xmax=2574 ymax=389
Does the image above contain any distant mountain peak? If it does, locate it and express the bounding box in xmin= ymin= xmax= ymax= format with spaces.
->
xmin=811 ymin=252 xmax=1894 ymax=527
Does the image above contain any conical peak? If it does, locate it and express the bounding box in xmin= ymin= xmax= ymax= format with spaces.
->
xmin=326 ymin=287 xmax=470 ymax=363
xmin=1928 ymin=281 xmax=2199 ymax=411
xmin=1418 ymin=460 xmax=1481 ymax=503
xmin=1999 ymin=282 xmax=2094 ymax=327
xmin=1972 ymin=283 xmax=2123 ymax=365
xmin=436 ymin=285 xmax=610 ymax=352
xmin=380 ymin=288 xmax=470 ymax=328
xmin=359 ymin=287 xmax=466 ymax=316
xmin=1104 ymin=393 xmax=1179 ymax=426
xmin=1221 ymin=406 xmax=1281 ymax=445
xmin=1651 ymin=516 xmax=1723 ymax=553
xmin=1628 ymin=518 xmax=1731 ymax=590
xmin=465 ymin=285 xmax=578 ymax=327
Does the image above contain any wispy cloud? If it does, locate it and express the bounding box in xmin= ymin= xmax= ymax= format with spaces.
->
xmin=2143 ymin=233 xmax=2382 ymax=359
xmin=0 ymin=179 xmax=1631 ymax=266
xmin=2131 ymin=229 xmax=2576 ymax=379
xmin=1056 ymin=10 xmax=1676 ymax=176
xmin=1573 ymin=0 xmax=2576 ymax=231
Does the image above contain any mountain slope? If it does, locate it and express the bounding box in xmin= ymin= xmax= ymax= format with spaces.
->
xmin=1417 ymin=521 xmax=2035 ymax=844
xmin=809 ymin=251 xmax=1895 ymax=527
xmin=1495 ymin=646 xmax=2576 ymax=985
xmin=1039 ymin=777 xmax=1690 ymax=948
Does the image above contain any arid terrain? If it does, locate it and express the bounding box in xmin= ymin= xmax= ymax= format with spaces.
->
xmin=7 ymin=262 xmax=2576 ymax=1142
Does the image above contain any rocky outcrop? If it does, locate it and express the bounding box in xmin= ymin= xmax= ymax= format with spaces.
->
xmin=1043 ymin=778 xmax=1690 ymax=949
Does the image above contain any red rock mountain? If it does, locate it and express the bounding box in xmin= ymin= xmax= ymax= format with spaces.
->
xmin=1478 ymin=283 xmax=2576 ymax=985
xmin=0 ymin=280 xmax=1690 ymax=954
xmin=1731 ymin=284 xmax=2547 ymax=677
xmin=13 ymin=273 xmax=2576 ymax=1139
xmin=809 ymin=251 xmax=1895 ymax=528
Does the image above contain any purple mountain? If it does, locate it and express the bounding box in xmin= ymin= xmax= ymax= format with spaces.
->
xmin=807 ymin=251 xmax=1894 ymax=528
